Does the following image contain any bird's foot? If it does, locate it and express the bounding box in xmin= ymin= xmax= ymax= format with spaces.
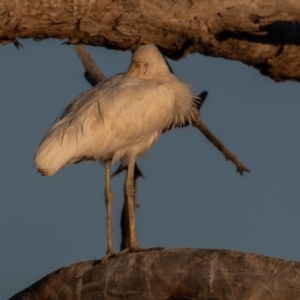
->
xmin=118 ymin=246 xmax=164 ymax=256
xmin=101 ymin=250 xmax=116 ymax=264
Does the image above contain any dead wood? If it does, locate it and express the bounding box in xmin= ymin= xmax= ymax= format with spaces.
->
xmin=1 ymin=0 xmax=300 ymax=81
xmin=73 ymin=45 xmax=106 ymax=85
xmin=9 ymin=248 xmax=300 ymax=300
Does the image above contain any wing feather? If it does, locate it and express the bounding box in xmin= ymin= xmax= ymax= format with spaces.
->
xmin=34 ymin=75 xmax=174 ymax=175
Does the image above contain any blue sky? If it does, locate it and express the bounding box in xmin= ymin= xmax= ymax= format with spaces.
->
xmin=1 ymin=39 xmax=300 ymax=299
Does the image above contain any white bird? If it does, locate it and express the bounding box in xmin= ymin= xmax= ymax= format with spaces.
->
xmin=34 ymin=44 xmax=197 ymax=260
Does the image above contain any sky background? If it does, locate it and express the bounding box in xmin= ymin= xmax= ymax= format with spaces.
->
xmin=1 ymin=39 xmax=300 ymax=299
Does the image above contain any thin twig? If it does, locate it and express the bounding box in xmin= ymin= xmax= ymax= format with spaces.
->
xmin=192 ymin=114 xmax=250 ymax=175
xmin=73 ymin=45 xmax=106 ymax=85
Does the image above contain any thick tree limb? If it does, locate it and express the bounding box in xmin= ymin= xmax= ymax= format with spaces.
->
xmin=9 ymin=249 xmax=300 ymax=299
xmin=1 ymin=0 xmax=300 ymax=81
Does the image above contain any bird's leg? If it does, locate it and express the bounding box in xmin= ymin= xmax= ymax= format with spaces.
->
xmin=101 ymin=159 xmax=115 ymax=263
xmin=118 ymin=158 xmax=164 ymax=255
xmin=126 ymin=158 xmax=139 ymax=250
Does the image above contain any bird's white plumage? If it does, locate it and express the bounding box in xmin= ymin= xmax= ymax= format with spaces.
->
xmin=34 ymin=44 xmax=196 ymax=176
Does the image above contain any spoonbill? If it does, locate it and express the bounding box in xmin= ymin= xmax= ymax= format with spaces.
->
xmin=34 ymin=44 xmax=198 ymax=261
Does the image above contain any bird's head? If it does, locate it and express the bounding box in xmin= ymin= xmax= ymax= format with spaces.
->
xmin=126 ymin=44 xmax=170 ymax=79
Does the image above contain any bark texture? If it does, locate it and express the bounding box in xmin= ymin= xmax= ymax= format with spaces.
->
xmin=1 ymin=0 xmax=300 ymax=81
xmin=9 ymin=249 xmax=300 ymax=300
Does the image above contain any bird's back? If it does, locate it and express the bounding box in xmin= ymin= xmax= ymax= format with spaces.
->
xmin=34 ymin=75 xmax=175 ymax=176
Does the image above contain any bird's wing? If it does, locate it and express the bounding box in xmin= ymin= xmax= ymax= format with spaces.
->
xmin=107 ymin=78 xmax=174 ymax=141
xmin=57 ymin=89 xmax=93 ymax=121
xmin=35 ymin=76 xmax=174 ymax=175
xmin=74 ymin=76 xmax=175 ymax=157
xmin=57 ymin=77 xmax=114 ymax=120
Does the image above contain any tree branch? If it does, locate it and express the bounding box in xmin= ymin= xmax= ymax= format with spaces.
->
xmin=1 ymin=0 xmax=300 ymax=81
xmin=73 ymin=45 xmax=106 ymax=85
xmin=9 ymin=249 xmax=300 ymax=299
xmin=192 ymin=113 xmax=250 ymax=175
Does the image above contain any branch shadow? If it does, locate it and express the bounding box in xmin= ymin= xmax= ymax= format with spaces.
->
xmin=216 ymin=21 xmax=300 ymax=46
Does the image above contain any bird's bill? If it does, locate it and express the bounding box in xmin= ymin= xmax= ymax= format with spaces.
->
xmin=126 ymin=61 xmax=148 ymax=78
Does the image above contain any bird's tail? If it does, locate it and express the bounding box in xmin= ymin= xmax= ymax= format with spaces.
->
xmin=34 ymin=123 xmax=81 ymax=176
